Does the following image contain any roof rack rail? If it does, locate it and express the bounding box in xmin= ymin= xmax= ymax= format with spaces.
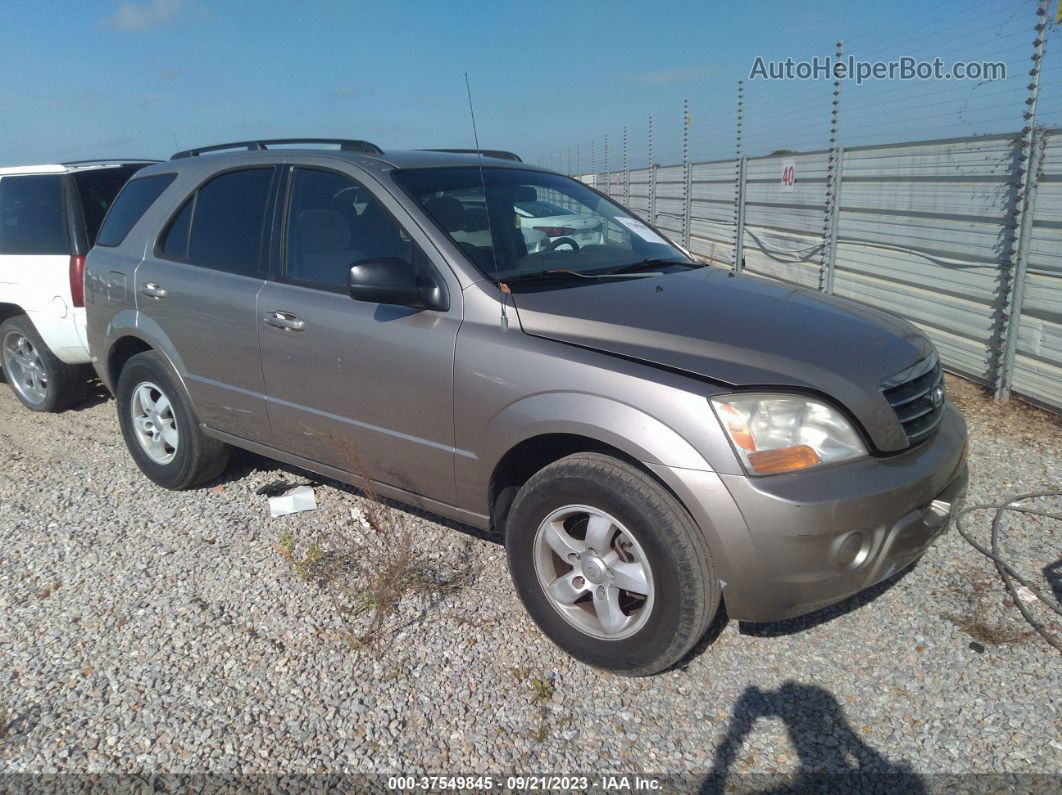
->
xmin=422 ymin=148 xmax=522 ymax=162
xmin=61 ymin=159 xmax=162 ymax=166
xmin=171 ymin=138 xmax=383 ymax=160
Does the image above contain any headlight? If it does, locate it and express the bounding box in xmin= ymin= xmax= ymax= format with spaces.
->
xmin=710 ymin=394 xmax=867 ymax=475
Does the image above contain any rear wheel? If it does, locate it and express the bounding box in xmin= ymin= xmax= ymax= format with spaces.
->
xmin=116 ymin=351 xmax=231 ymax=489
xmin=505 ymin=452 xmax=720 ymax=676
xmin=0 ymin=316 xmax=83 ymax=412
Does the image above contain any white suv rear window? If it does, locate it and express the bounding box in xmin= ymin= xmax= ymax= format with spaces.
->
xmin=0 ymin=174 xmax=69 ymax=255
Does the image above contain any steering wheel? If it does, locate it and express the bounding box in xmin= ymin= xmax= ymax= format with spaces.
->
xmin=549 ymin=236 xmax=580 ymax=252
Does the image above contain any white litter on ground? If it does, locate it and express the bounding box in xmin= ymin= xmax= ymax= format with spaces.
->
xmin=1014 ymin=585 xmax=1040 ymax=604
xmin=268 ymin=485 xmax=317 ymax=517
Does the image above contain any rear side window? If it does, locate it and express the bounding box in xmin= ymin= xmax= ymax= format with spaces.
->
xmin=158 ymin=168 xmax=273 ymax=277
xmin=0 ymin=174 xmax=69 ymax=255
xmin=74 ymin=165 xmax=145 ymax=245
xmin=96 ymin=173 xmax=175 ymax=248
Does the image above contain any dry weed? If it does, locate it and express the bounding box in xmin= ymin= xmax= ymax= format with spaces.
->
xmin=277 ymin=429 xmax=472 ymax=654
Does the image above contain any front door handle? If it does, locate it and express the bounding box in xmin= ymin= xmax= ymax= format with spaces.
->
xmin=140 ymin=282 xmax=167 ymax=299
xmin=263 ymin=310 xmax=306 ymax=332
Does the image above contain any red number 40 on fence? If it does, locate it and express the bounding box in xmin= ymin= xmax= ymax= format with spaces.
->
xmin=781 ymin=163 xmax=796 ymax=188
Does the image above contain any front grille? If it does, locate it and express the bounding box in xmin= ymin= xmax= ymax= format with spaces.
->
xmin=881 ymin=353 xmax=946 ymax=446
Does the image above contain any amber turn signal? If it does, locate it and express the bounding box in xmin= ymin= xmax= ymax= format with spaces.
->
xmin=746 ymin=445 xmax=822 ymax=474
xmin=716 ymin=403 xmax=756 ymax=451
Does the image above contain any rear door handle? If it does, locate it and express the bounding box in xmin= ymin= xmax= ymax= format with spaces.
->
xmin=263 ymin=310 xmax=306 ymax=332
xmin=139 ymin=282 xmax=167 ymax=299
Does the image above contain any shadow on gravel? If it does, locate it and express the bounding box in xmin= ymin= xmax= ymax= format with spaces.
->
xmin=1045 ymin=558 xmax=1062 ymax=605
xmin=0 ymin=368 xmax=112 ymax=412
xmin=736 ymin=564 xmax=917 ymax=638
xmin=69 ymin=377 xmax=112 ymax=411
xmin=700 ymin=682 xmax=925 ymax=793
xmin=0 ymin=704 xmax=39 ymax=750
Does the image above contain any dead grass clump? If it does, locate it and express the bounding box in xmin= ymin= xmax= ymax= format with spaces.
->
xmin=277 ymin=431 xmax=472 ymax=655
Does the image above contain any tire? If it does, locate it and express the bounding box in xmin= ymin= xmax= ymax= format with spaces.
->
xmin=505 ymin=452 xmax=720 ymax=676
xmin=115 ymin=351 xmax=231 ymax=490
xmin=0 ymin=315 xmax=84 ymax=412
xmin=549 ymin=236 xmax=580 ymax=252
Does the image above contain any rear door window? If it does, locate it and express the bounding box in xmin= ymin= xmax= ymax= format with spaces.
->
xmin=73 ymin=165 xmax=146 ymax=245
xmin=0 ymin=174 xmax=69 ymax=255
xmin=96 ymin=173 xmax=175 ymax=247
xmin=159 ymin=168 xmax=273 ymax=277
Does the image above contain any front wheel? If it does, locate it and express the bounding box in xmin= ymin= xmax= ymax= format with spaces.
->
xmin=505 ymin=452 xmax=720 ymax=676
xmin=115 ymin=351 xmax=231 ymax=490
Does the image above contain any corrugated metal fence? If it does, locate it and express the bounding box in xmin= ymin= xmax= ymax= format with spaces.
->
xmin=580 ymin=127 xmax=1062 ymax=413
xmin=1018 ymin=131 xmax=1062 ymax=408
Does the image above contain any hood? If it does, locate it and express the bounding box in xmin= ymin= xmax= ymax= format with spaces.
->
xmin=510 ymin=268 xmax=933 ymax=452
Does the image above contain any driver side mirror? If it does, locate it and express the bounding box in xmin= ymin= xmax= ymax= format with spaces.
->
xmin=349 ymin=257 xmax=448 ymax=311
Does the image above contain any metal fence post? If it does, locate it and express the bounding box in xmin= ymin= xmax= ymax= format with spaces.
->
xmin=682 ymin=98 xmax=692 ymax=249
xmin=735 ymin=157 xmax=747 ymax=272
xmin=996 ymin=126 xmax=1047 ymax=399
xmin=648 ymin=115 xmax=657 ymax=225
xmin=590 ymin=139 xmax=596 ymax=189
xmin=603 ymin=134 xmax=609 ymax=196
xmin=820 ymin=39 xmax=844 ymax=294
xmin=995 ymin=0 xmax=1048 ymax=399
xmin=824 ymin=147 xmax=844 ymax=294
xmin=733 ymin=80 xmax=745 ymax=271
xmin=623 ymin=126 xmax=630 ymax=207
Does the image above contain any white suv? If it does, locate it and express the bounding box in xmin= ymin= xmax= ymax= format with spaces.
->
xmin=0 ymin=160 xmax=152 ymax=411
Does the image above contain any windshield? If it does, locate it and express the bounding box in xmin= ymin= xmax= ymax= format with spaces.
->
xmin=515 ymin=200 xmax=574 ymax=218
xmin=393 ymin=167 xmax=690 ymax=280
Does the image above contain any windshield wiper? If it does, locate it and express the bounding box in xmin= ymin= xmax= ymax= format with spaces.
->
xmin=498 ymin=268 xmax=663 ymax=285
xmin=496 ymin=269 xmax=586 ymax=285
xmin=608 ymin=258 xmax=705 ymax=275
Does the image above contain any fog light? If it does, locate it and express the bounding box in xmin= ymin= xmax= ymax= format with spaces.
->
xmin=835 ymin=531 xmax=870 ymax=569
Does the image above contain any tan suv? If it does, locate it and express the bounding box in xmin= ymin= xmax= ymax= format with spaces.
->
xmin=85 ymin=139 xmax=968 ymax=675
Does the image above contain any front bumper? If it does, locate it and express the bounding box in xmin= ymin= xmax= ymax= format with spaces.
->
xmin=662 ymin=404 xmax=968 ymax=623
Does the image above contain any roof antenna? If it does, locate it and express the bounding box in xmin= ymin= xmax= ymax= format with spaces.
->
xmin=464 ymin=72 xmax=507 ymax=329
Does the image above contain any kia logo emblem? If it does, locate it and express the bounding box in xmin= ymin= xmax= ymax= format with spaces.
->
xmin=931 ymin=384 xmax=944 ymax=407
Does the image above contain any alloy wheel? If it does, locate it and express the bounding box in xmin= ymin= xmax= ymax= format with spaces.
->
xmin=130 ymin=381 xmax=179 ymax=464
xmin=2 ymin=330 xmax=48 ymax=406
xmin=532 ymin=504 xmax=655 ymax=640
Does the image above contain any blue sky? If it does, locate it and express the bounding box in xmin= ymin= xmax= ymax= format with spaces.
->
xmin=0 ymin=0 xmax=1055 ymax=167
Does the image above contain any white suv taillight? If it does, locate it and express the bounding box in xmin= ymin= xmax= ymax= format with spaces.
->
xmin=69 ymin=255 xmax=86 ymax=308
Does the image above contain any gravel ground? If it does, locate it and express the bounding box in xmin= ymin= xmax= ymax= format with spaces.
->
xmin=0 ymin=373 xmax=1059 ymax=788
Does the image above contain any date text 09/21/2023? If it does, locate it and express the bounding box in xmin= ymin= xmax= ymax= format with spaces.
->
xmin=386 ymin=774 xmax=663 ymax=791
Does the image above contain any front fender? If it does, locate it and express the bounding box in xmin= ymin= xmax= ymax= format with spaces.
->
xmin=456 ymin=390 xmax=715 ymax=518
xmin=454 ymin=390 xmax=752 ymax=593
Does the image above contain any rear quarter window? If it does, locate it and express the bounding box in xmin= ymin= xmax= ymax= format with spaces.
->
xmin=0 ymin=174 xmax=69 ymax=255
xmin=96 ymin=173 xmax=176 ymax=248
